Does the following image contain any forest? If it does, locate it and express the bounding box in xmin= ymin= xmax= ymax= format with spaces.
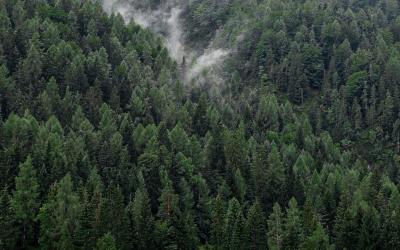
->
xmin=0 ymin=0 xmax=400 ymax=249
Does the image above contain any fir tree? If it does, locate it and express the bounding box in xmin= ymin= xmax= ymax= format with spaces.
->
xmin=244 ymin=200 xmax=267 ymax=250
xmin=268 ymin=203 xmax=284 ymax=250
xmin=10 ymin=156 xmax=39 ymax=248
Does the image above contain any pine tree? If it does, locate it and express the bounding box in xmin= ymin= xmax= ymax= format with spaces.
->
xmin=380 ymin=186 xmax=400 ymax=249
xmin=192 ymin=174 xmax=212 ymax=242
xmin=128 ymin=187 xmax=155 ymax=250
xmin=233 ymin=168 xmax=246 ymax=202
xmin=0 ymin=188 xmax=16 ymax=249
xmin=18 ymin=33 xmax=43 ymax=97
xmin=267 ymin=203 xmax=285 ymax=250
xmin=38 ymin=174 xmax=82 ymax=250
xmin=76 ymin=188 xmax=97 ymax=250
xmin=10 ymin=156 xmax=39 ymax=248
xmin=137 ymin=136 xmax=162 ymax=210
xmin=284 ymin=198 xmax=304 ymax=250
xmin=193 ymin=93 xmax=209 ymax=136
xmin=244 ymin=200 xmax=267 ymax=250
xmin=302 ymin=196 xmax=318 ymax=237
xmin=381 ymin=91 xmax=394 ymax=132
xmin=155 ymin=169 xmax=182 ymax=249
xmin=211 ymin=195 xmax=225 ymax=249
xmin=352 ymin=98 xmax=362 ymax=130
xmin=300 ymin=222 xmax=331 ymax=250
xmin=179 ymin=178 xmax=199 ymax=249
xmin=266 ymin=144 xmax=286 ymax=206
xmin=97 ymin=232 xmax=118 ymax=250
xmin=357 ymin=203 xmax=380 ymax=250
xmin=333 ymin=193 xmax=358 ymax=250
xmin=223 ymin=124 xmax=248 ymax=187
xmin=98 ymin=183 xmax=130 ymax=250
xmin=250 ymin=142 xmax=267 ymax=204
xmin=224 ymin=198 xmax=244 ymax=250
xmin=256 ymin=95 xmax=280 ymax=132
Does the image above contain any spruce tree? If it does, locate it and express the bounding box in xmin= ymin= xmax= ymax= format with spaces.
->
xmin=10 ymin=156 xmax=39 ymax=248
xmin=244 ymin=200 xmax=267 ymax=250
xmin=128 ymin=187 xmax=155 ymax=250
xmin=38 ymin=174 xmax=82 ymax=250
xmin=224 ymin=198 xmax=244 ymax=250
xmin=284 ymin=198 xmax=304 ymax=250
xmin=211 ymin=195 xmax=225 ymax=249
xmin=333 ymin=193 xmax=358 ymax=250
xmin=267 ymin=203 xmax=284 ymax=250
xmin=0 ymin=188 xmax=16 ymax=249
xmin=98 ymin=183 xmax=130 ymax=250
xmin=97 ymin=232 xmax=118 ymax=250
xmin=301 ymin=222 xmax=331 ymax=250
xmin=266 ymin=144 xmax=286 ymax=206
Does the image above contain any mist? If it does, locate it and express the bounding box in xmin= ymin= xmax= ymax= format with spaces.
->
xmin=101 ymin=0 xmax=230 ymax=86
xmin=186 ymin=49 xmax=229 ymax=82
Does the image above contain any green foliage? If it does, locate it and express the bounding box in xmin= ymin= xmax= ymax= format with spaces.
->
xmin=224 ymin=198 xmax=244 ymax=250
xmin=300 ymin=223 xmax=331 ymax=250
xmin=128 ymin=187 xmax=154 ymax=249
xmin=0 ymin=0 xmax=399 ymax=249
xmin=244 ymin=200 xmax=267 ymax=250
xmin=10 ymin=156 xmax=39 ymax=248
xmin=211 ymin=195 xmax=225 ymax=249
xmin=346 ymin=71 xmax=368 ymax=98
xmin=38 ymin=174 xmax=82 ymax=250
xmin=267 ymin=203 xmax=284 ymax=250
xmin=97 ymin=233 xmax=118 ymax=250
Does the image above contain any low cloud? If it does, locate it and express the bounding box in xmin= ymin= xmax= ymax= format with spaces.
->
xmin=186 ymin=49 xmax=230 ymax=82
xmin=102 ymin=0 xmax=230 ymax=86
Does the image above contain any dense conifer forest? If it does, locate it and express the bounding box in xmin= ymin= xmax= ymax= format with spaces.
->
xmin=0 ymin=0 xmax=400 ymax=249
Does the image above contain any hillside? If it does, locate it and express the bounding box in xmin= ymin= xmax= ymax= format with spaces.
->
xmin=0 ymin=0 xmax=400 ymax=249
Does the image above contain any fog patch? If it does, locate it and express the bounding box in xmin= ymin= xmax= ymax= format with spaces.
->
xmin=101 ymin=0 xmax=230 ymax=86
xmin=186 ymin=49 xmax=230 ymax=83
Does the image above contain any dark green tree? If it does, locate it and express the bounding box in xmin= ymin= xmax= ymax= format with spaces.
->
xmin=244 ymin=200 xmax=267 ymax=250
xmin=10 ymin=156 xmax=39 ymax=248
xmin=38 ymin=174 xmax=82 ymax=250
xmin=128 ymin=187 xmax=155 ymax=250
xmin=268 ymin=203 xmax=285 ymax=250
xmin=211 ymin=195 xmax=225 ymax=249
xmin=97 ymin=232 xmax=118 ymax=250
xmin=284 ymin=198 xmax=304 ymax=250
xmin=224 ymin=198 xmax=244 ymax=250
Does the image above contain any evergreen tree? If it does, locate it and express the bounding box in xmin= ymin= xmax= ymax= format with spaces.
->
xmin=98 ymin=183 xmax=130 ymax=250
xmin=223 ymin=124 xmax=248 ymax=186
xmin=211 ymin=195 xmax=225 ymax=249
xmin=10 ymin=156 xmax=39 ymax=248
xmin=155 ymin=169 xmax=183 ymax=249
xmin=284 ymin=198 xmax=304 ymax=250
xmin=128 ymin=187 xmax=155 ymax=250
xmin=0 ymin=0 xmax=399 ymax=249
xmin=233 ymin=168 xmax=246 ymax=202
xmin=179 ymin=178 xmax=199 ymax=249
xmin=244 ymin=200 xmax=267 ymax=250
xmin=0 ymin=188 xmax=16 ymax=249
xmin=333 ymin=193 xmax=358 ymax=250
xmin=268 ymin=203 xmax=285 ymax=250
xmin=18 ymin=34 xmax=43 ymax=96
xmin=300 ymin=222 xmax=331 ymax=250
xmin=266 ymin=144 xmax=286 ymax=205
xmin=97 ymin=232 xmax=118 ymax=250
xmin=224 ymin=198 xmax=244 ymax=250
xmin=256 ymin=95 xmax=280 ymax=132
xmin=38 ymin=174 xmax=82 ymax=250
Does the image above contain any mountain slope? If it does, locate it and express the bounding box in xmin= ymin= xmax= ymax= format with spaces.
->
xmin=0 ymin=0 xmax=399 ymax=249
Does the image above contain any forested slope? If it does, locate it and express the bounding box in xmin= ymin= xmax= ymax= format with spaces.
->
xmin=0 ymin=0 xmax=399 ymax=249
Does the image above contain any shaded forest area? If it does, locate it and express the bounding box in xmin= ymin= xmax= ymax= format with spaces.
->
xmin=0 ymin=0 xmax=400 ymax=249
